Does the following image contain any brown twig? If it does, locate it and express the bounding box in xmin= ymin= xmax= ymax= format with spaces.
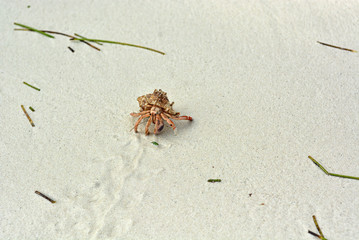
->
xmin=308 ymin=230 xmax=322 ymax=239
xmin=317 ymin=41 xmax=357 ymax=53
xmin=313 ymin=215 xmax=325 ymax=239
xmin=35 ymin=191 xmax=56 ymax=203
xmin=21 ymin=105 xmax=35 ymax=127
xmin=308 ymin=215 xmax=328 ymax=240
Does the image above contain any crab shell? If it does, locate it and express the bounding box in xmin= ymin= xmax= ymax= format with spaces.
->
xmin=137 ymin=89 xmax=179 ymax=116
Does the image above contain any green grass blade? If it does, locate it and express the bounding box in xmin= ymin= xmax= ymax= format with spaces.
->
xmin=208 ymin=179 xmax=221 ymax=183
xmin=71 ymin=37 xmax=165 ymax=55
xmin=328 ymin=172 xmax=359 ymax=180
xmin=14 ymin=22 xmax=55 ymax=38
xmin=308 ymin=156 xmax=359 ymax=180
xmin=23 ymin=81 xmax=40 ymax=91
xmin=74 ymin=33 xmax=103 ymax=45
xmin=308 ymin=156 xmax=329 ymax=175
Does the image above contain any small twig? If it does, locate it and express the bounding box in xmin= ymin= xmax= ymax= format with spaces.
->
xmin=308 ymin=156 xmax=359 ymax=180
xmin=14 ymin=22 xmax=55 ymax=38
xmin=71 ymin=36 xmax=165 ymax=55
xmin=313 ymin=215 xmax=325 ymax=239
xmin=308 ymin=215 xmax=328 ymax=240
xmin=317 ymin=41 xmax=357 ymax=53
xmin=23 ymin=81 xmax=40 ymax=91
xmin=308 ymin=230 xmax=322 ymax=239
xmin=29 ymin=106 xmax=35 ymax=112
xmin=35 ymin=191 xmax=56 ymax=203
xmin=15 ymin=28 xmax=100 ymax=51
xmin=207 ymin=179 xmax=221 ymax=183
xmin=21 ymin=105 xmax=35 ymax=127
xmin=68 ymin=46 xmax=75 ymax=52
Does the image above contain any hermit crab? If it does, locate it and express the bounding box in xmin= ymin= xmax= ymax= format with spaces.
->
xmin=130 ymin=89 xmax=193 ymax=135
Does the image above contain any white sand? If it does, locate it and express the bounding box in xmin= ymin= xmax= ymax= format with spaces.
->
xmin=1 ymin=0 xmax=359 ymax=239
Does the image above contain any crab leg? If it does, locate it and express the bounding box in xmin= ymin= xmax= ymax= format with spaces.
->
xmin=145 ymin=114 xmax=152 ymax=135
xmin=164 ymin=113 xmax=193 ymax=121
xmin=130 ymin=110 xmax=150 ymax=117
xmin=154 ymin=114 xmax=164 ymax=134
xmin=134 ymin=113 xmax=150 ymax=133
xmin=161 ymin=113 xmax=176 ymax=131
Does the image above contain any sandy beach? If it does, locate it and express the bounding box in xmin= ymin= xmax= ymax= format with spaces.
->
xmin=1 ymin=1 xmax=359 ymax=239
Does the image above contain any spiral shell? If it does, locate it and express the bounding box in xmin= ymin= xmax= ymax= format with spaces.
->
xmin=137 ymin=89 xmax=179 ymax=115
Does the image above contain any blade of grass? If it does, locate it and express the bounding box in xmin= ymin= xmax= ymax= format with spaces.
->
xmin=308 ymin=156 xmax=359 ymax=180
xmin=75 ymin=33 xmax=103 ymax=45
xmin=15 ymin=28 xmax=100 ymax=51
xmin=208 ymin=179 xmax=221 ymax=183
xmin=14 ymin=22 xmax=55 ymax=38
xmin=23 ymin=81 xmax=40 ymax=91
xmin=71 ymin=36 xmax=165 ymax=55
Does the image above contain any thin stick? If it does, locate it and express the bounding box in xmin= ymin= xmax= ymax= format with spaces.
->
xmin=71 ymin=36 xmax=165 ymax=55
xmin=35 ymin=191 xmax=56 ymax=203
xmin=308 ymin=230 xmax=322 ymax=239
xmin=68 ymin=46 xmax=75 ymax=52
xmin=15 ymin=28 xmax=100 ymax=51
xmin=75 ymin=33 xmax=103 ymax=45
xmin=21 ymin=105 xmax=35 ymax=127
xmin=29 ymin=106 xmax=35 ymax=112
xmin=23 ymin=81 xmax=40 ymax=91
xmin=317 ymin=41 xmax=357 ymax=53
xmin=308 ymin=156 xmax=359 ymax=180
xmin=313 ymin=215 xmax=325 ymax=239
xmin=14 ymin=22 xmax=55 ymax=38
